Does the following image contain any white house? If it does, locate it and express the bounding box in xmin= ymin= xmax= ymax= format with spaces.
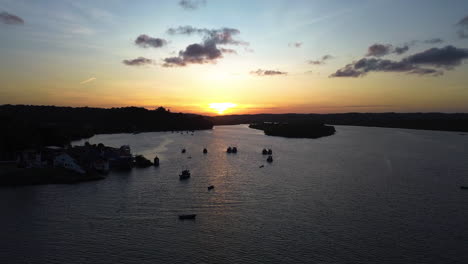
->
xmin=53 ymin=153 xmax=86 ymax=174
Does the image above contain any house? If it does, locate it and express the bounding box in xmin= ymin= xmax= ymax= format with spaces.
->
xmin=18 ymin=149 xmax=47 ymax=168
xmin=53 ymin=153 xmax=86 ymax=174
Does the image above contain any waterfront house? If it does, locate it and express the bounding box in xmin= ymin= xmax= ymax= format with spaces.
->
xmin=53 ymin=153 xmax=86 ymax=174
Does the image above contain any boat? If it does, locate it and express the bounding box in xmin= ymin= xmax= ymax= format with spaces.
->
xmin=461 ymin=186 xmax=468 ymax=190
xmin=267 ymin=155 xmax=273 ymax=163
xmin=262 ymin=148 xmax=268 ymax=155
xmin=267 ymin=149 xmax=273 ymax=155
xmin=203 ymin=148 xmax=208 ymax=154
xmin=179 ymin=214 xmax=197 ymax=220
xmin=153 ymin=156 xmax=160 ymax=167
xmin=232 ymin=147 xmax=238 ymax=153
xmin=226 ymin=147 xmax=232 ymax=153
xmin=259 ymin=165 xmax=264 ymax=168
xmin=181 ymin=148 xmax=186 ymax=154
xmin=179 ymin=169 xmax=191 ymax=180
xmin=208 ymin=185 xmax=214 ymax=190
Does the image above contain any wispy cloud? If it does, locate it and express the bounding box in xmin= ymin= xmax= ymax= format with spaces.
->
xmin=80 ymin=77 xmax=96 ymax=84
xmin=250 ymin=69 xmax=287 ymax=76
xmin=123 ymin=57 xmax=154 ymax=66
xmin=457 ymin=15 xmax=468 ymax=38
xmin=179 ymin=0 xmax=206 ymax=10
xmin=289 ymin=42 xmax=302 ymax=48
xmin=308 ymin=55 xmax=333 ymax=65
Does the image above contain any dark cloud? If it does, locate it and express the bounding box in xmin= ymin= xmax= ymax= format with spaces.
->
xmin=367 ymin=43 xmax=410 ymax=56
xmin=404 ymin=45 xmax=468 ymax=68
xmin=366 ymin=44 xmax=392 ymax=57
xmin=289 ymin=42 xmax=302 ymax=48
xmin=122 ymin=57 xmax=153 ymax=66
xmin=394 ymin=45 xmax=409 ymax=55
xmin=424 ymin=38 xmax=443 ymax=44
xmin=250 ymin=69 xmax=287 ymax=76
xmin=308 ymin=55 xmax=333 ymax=65
xmin=330 ymin=45 xmax=467 ymax=78
xmin=135 ymin=34 xmax=167 ymax=48
xmin=179 ymin=0 xmax=206 ymax=10
xmin=0 ymin=11 xmax=24 ymax=25
xmin=163 ymin=26 xmax=247 ymax=67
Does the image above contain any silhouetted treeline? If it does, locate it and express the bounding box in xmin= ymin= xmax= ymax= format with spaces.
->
xmin=0 ymin=105 xmax=213 ymax=152
xmin=211 ymin=113 xmax=468 ymax=132
xmin=249 ymin=122 xmax=336 ymax=139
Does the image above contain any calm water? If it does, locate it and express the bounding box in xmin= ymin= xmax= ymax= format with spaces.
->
xmin=1 ymin=125 xmax=468 ymax=264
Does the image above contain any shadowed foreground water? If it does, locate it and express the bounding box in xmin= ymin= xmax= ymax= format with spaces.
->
xmin=1 ymin=125 xmax=468 ymax=263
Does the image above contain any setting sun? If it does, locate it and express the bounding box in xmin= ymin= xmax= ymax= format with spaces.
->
xmin=209 ymin=103 xmax=237 ymax=114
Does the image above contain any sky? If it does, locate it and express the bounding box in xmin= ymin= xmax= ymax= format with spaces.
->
xmin=1 ymin=0 xmax=468 ymax=115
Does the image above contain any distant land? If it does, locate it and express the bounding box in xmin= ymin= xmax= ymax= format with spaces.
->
xmin=0 ymin=105 xmax=213 ymax=153
xmin=211 ymin=113 xmax=468 ymax=132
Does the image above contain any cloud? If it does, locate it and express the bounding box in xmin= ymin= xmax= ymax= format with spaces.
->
xmin=394 ymin=45 xmax=409 ymax=55
xmin=123 ymin=57 xmax=153 ymax=66
xmin=163 ymin=26 xmax=247 ymax=67
xmin=366 ymin=43 xmax=410 ymax=57
xmin=79 ymin=77 xmax=96 ymax=84
xmin=135 ymin=34 xmax=167 ymax=48
xmin=404 ymin=45 xmax=468 ymax=68
xmin=250 ymin=69 xmax=287 ymax=76
xmin=330 ymin=45 xmax=468 ymax=78
xmin=289 ymin=42 xmax=302 ymax=48
xmin=308 ymin=55 xmax=333 ymax=65
xmin=0 ymin=11 xmax=24 ymax=25
xmin=424 ymin=38 xmax=443 ymax=44
xmin=366 ymin=44 xmax=392 ymax=57
xmin=167 ymin=26 xmax=248 ymax=46
xmin=179 ymin=0 xmax=206 ymax=10
xmin=330 ymin=57 xmax=442 ymax=78
xmin=457 ymin=15 xmax=468 ymax=38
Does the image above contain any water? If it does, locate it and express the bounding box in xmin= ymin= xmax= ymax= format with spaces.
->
xmin=1 ymin=125 xmax=468 ymax=264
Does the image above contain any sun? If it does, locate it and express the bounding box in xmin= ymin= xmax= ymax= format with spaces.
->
xmin=209 ymin=102 xmax=237 ymax=115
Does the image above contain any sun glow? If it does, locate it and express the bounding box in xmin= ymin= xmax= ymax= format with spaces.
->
xmin=209 ymin=102 xmax=237 ymax=115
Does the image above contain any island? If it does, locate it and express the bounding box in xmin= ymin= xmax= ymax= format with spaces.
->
xmin=249 ymin=122 xmax=336 ymax=139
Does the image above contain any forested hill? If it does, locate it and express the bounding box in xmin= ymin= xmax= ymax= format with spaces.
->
xmin=0 ymin=105 xmax=213 ymax=152
xmin=210 ymin=113 xmax=468 ymax=132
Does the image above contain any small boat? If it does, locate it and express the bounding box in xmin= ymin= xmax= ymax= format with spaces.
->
xmin=461 ymin=186 xmax=468 ymax=190
xmin=267 ymin=149 xmax=273 ymax=155
xmin=262 ymin=148 xmax=268 ymax=155
xmin=259 ymin=165 xmax=264 ymax=168
xmin=179 ymin=214 xmax=197 ymax=220
xmin=208 ymin=185 xmax=214 ymax=190
xmin=232 ymin=147 xmax=238 ymax=153
xmin=203 ymin=148 xmax=208 ymax=154
xmin=153 ymin=156 xmax=160 ymax=167
xmin=181 ymin=148 xmax=186 ymax=154
xmin=226 ymin=147 xmax=232 ymax=153
xmin=179 ymin=169 xmax=191 ymax=180
xmin=267 ymin=155 xmax=273 ymax=163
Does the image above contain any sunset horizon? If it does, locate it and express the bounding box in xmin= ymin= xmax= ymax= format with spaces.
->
xmin=2 ymin=0 xmax=468 ymax=116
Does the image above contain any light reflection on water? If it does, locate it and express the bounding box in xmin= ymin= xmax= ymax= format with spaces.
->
xmin=1 ymin=125 xmax=468 ymax=264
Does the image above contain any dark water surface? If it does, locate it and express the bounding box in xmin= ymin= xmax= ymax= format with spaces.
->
xmin=1 ymin=125 xmax=468 ymax=264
